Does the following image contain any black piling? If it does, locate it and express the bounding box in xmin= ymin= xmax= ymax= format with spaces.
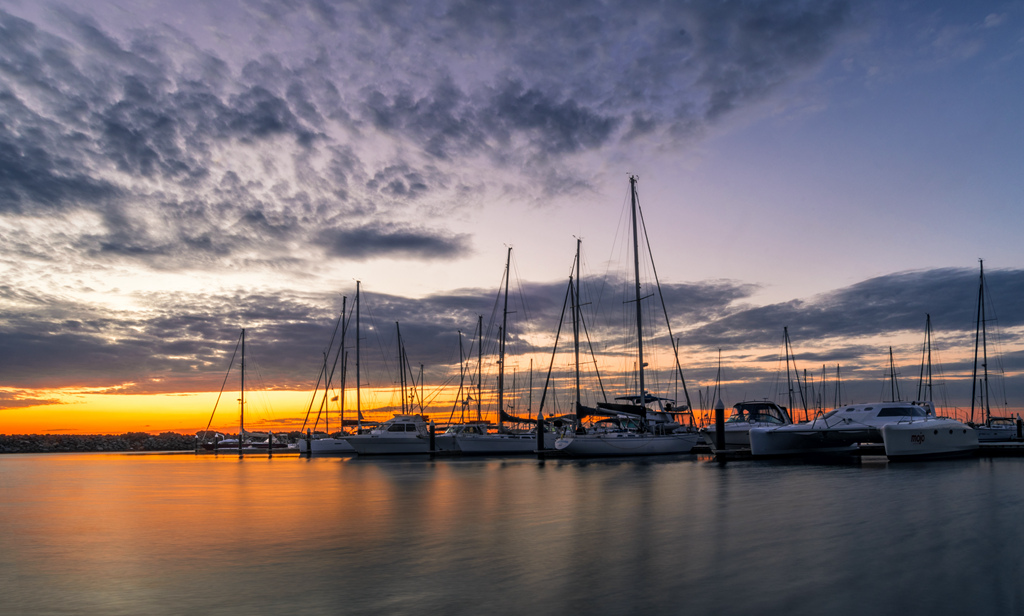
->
xmin=429 ymin=421 xmax=436 ymax=453
xmin=536 ymin=410 xmax=545 ymax=458
xmin=1017 ymin=417 xmax=1022 ymax=440
xmin=714 ymin=398 xmax=726 ymax=464
xmin=268 ymin=431 xmax=273 ymax=458
xmin=306 ymin=429 xmax=312 ymax=457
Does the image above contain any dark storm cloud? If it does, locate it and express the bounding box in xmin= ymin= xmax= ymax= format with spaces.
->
xmin=680 ymin=267 xmax=1024 ymax=349
xmin=315 ymin=222 xmax=470 ymax=260
xmin=2 ymin=266 xmax=1019 ymax=409
xmin=0 ymin=1 xmax=856 ymax=270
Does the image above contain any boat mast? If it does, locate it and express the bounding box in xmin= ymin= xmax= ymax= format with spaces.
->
xmin=477 ymin=314 xmax=483 ymax=422
xmin=784 ymin=327 xmax=794 ymax=419
xmin=498 ymin=247 xmax=511 ymax=430
xmin=782 ymin=328 xmax=807 ymax=421
xmin=339 ymin=296 xmax=346 ymax=432
xmin=888 ymin=346 xmax=901 ymax=402
xmin=835 ymin=364 xmax=842 ymax=408
xmin=970 ymin=260 xmax=991 ymax=425
xmin=458 ymin=330 xmax=465 ymax=422
xmin=396 ymin=322 xmax=404 ymax=413
xmin=239 ymin=328 xmax=245 ymax=454
xmin=629 ymin=175 xmax=647 ymax=427
xmin=573 ymin=238 xmax=582 ymax=414
xmin=917 ymin=314 xmax=933 ymax=403
xmin=356 ymin=281 xmax=362 ymax=433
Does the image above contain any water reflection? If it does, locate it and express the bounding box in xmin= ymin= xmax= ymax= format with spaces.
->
xmin=1 ymin=453 xmax=1022 ymax=615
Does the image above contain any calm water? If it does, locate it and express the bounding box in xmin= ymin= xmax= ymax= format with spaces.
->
xmin=1 ymin=451 xmax=1021 ymax=615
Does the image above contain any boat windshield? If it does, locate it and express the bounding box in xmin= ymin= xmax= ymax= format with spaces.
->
xmin=726 ymin=403 xmax=787 ymax=425
xmin=877 ymin=407 xmax=927 ymax=418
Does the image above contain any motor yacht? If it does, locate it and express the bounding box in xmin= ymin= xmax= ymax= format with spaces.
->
xmin=345 ymin=414 xmax=436 ymax=455
xmin=700 ymin=401 xmax=792 ymax=450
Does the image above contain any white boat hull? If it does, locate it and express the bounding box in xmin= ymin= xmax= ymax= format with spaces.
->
xmin=346 ymin=435 xmax=431 ymax=455
xmin=296 ymin=437 xmax=356 ymax=454
xmin=881 ymin=421 xmax=978 ymax=460
xmin=554 ymin=432 xmax=700 ymax=457
xmin=974 ymin=424 xmax=1019 ymax=443
xmin=701 ymin=423 xmax=789 ymax=449
xmin=453 ymin=432 xmax=556 ymax=454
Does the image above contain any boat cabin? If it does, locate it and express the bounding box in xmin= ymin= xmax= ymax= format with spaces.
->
xmin=726 ymin=401 xmax=791 ymax=425
xmin=818 ymin=402 xmax=931 ymax=426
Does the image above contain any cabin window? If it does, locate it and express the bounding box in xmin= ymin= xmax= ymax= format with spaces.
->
xmin=407 ymin=424 xmax=419 ymax=432
xmin=877 ymin=407 xmax=926 ymax=417
xmin=387 ymin=424 xmax=406 ymax=432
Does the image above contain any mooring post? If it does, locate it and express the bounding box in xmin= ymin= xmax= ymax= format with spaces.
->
xmin=429 ymin=421 xmax=436 ymax=453
xmin=306 ymin=429 xmax=312 ymax=456
xmin=1017 ymin=415 xmax=1022 ymax=440
xmin=268 ymin=431 xmax=273 ymax=458
xmin=536 ymin=409 xmax=545 ymax=457
xmin=715 ymin=398 xmax=726 ymax=463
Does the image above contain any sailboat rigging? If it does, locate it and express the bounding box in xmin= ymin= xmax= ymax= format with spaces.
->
xmin=553 ymin=175 xmax=699 ymax=456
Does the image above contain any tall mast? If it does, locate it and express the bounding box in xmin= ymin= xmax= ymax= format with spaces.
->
xmin=396 ymin=322 xmax=406 ymax=414
xmin=629 ymin=175 xmax=646 ymax=425
xmin=239 ymin=328 xmax=245 ymax=453
xmin=477 ymin=315 xmax=483 ymax=422
xmin=784 ymin=327 xmax=794 ymax=417
xmin=888 ymin=346 xmax=900 ymax=402
xmin=458 ymin=330 xmax=465 ymax=421
xmin=498 ymin=247 xmax=511 ymax=429
xmin=835 ymin=364 xmax=842 ymax=407
xmin=355 ymin=281 xmax=362 ymax=432
xmin=970 ymin=260 xmax=991 ymax=425
xmin=339 ymin=296 xmax=346 ymax=431
xmin=573 ymin=238 xmax=582 ymax=413
xmin=917 ymin=314 xmax=932 ymax=402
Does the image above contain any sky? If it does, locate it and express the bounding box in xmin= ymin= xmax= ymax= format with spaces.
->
xmin=1 ymin=0 xmax=1023 ymax=434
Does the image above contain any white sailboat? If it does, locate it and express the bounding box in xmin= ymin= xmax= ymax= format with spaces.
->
xmin=199 ymin=329 xmax=287 ymax=452
xmin=968 ymin=260 xmax=1019 ymax=442
xmin=438 ymin=247 xmax=556 ymax=454
xmin=298 ymin=287 xmax=356 ymax=454
xmin=554 ymin=175 xmax=700 ymax=457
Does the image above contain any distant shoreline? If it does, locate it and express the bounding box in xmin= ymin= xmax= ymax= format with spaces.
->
xmin=0 ymin=433 xmax=198 ymax=454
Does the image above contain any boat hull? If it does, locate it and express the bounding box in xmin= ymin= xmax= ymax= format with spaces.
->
xmin=345 ymin=435 xmax=431 ymax=455
xmin=881 ymin=421 xmax=978 ymax=460
xmin=453 ymin=432 xmax=556 ymax=454
xmin=748 ymin=427 xmax=873 ymax=457
xmin=974 ymin=424 xmax=1019 ymax=443
xmin=296 ymin=437 xmax=356 ymax=454
xmin=554 ymin=432 xmax=699 ymax=457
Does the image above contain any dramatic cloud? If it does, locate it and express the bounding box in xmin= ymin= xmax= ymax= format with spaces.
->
xmin=0 ymin=1 xmax=854 ymax=272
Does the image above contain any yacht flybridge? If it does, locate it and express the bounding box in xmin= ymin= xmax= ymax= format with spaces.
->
xmin=748 ymin=401 xmax=978 ymax=460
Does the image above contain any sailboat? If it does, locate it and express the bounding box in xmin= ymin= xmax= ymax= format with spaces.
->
xmin=199 ymin=329 xmax=286 ymax=452
xmin=968 ymin=260 xmax=1019 ymax=442
xmin=436 ymin=247 xmax=556 ymax=454
xmin=299 ymin=289 xmax=356 ymax=454
xmin=553 ymin=175 xmax=700 ymax=457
